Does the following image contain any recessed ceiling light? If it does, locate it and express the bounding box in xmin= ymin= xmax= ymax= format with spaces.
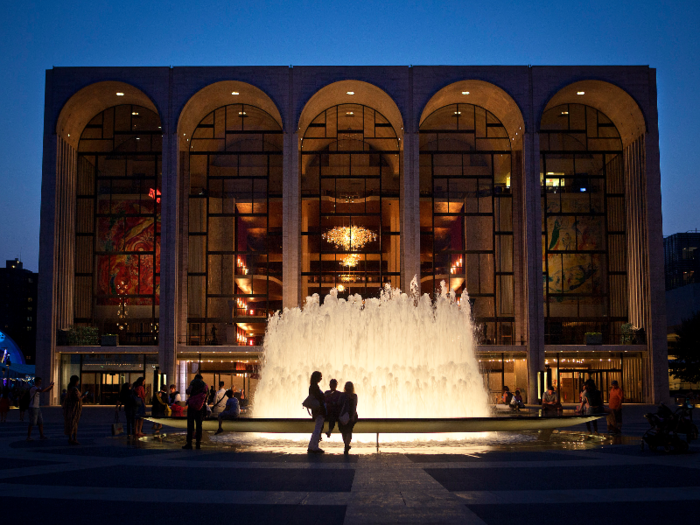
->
xmin=116 ymin=92 xmax=124 ymax=96
xmin=577 ymin=91 xmax=585 ymax=95
xmin=462 ymin=91 xmax=470 ymax=95
xmin=561 ymin=111 xmax=569 ymax=115
xmin=346 ymin=111 xmax=354 ymax=115
xmin=132 ymin=112 xmax=139 ymax=116
xmin=231 ymin=92 xmax=239 ymax=95
xmin=239 ymin=111 xmax=247 ymax=116
xmin=454 ymin=111 xmax=461 ymax=115
xmin=135 ymin=137 xmax=140 ymax=140
xmin=346 ymin=91 xmax=354 ymax=95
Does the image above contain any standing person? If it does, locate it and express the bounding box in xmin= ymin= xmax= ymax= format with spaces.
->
xmin=132 ymin=377 xmax=147 ymax=438
xmin=607 ymin=380 xmax=624 ymax=434
xmin=208 ymin=385 xmax=216 ymax=404
xmin=338 ymin=381 xmax=358 ymax=455
xmin=214 ymin=390 xmax=240 ymax=435
xmin=169 ymin=384 xmax=181 ymax=405
xmin=183 ymin=374 xmax=208 ymax=450
xmin=0 ymin=387 xmax=10 ymax=422
xmin=27 ymin=377 xmax=54 ymax=440
xmin=210 ymin=381 xmax=227 ymax=417
xmin=324 ymin=379 xmax=342 ymax=438
xmin=116 ymin=383 xmax=135 ymax=438
xmin=62 ymin=375 xmax=84 ymax=445
xmin=307 ymin=371 xmax=327 ymax=454
xmin=18 ymin=386 xmax=30 ymax=422
xmin=579 ymin=379 xmax=603 ymax=435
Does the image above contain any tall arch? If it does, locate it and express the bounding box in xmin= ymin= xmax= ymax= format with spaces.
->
xmin=300 ymin=102 xmax=402 ymax=299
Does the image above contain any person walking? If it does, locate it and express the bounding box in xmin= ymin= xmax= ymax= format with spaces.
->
xmin=0 ymin=387 xmax=10 ymax=422
xmin=338 ymin=381 xmax=358 ymax=455
xmin=307 ymin=371 xmax=327 ymax=454
xmin=607 ymin=380 xmax=624 ymax=434
xmin=116 ymin=382 xmax=135 ymax=438
xmin=579 ymin=379 xmax=604 ymax=435
xmin=27 ymin=377 xmax=54 ymax=440
xmin=132 ymin=377 xmax=147 ymax=438
xmin=214 ymin=390 xmax=241 ymax=435
xmin=183 ymin=374 xmax=208 ymax=450
xmin=210 ymin=381 xmax=227 ymax=417
xmin=324 ymin=379 xmax=342 ymax=438
xmin=62 ymin=375 xmax=84 ymax=445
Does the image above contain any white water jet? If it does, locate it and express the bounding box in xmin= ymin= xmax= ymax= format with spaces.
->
xmin=253 ymin=277 xmax=489 ymax=422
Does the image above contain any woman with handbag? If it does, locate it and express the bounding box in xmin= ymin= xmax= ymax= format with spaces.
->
xmin=338 ymin=381 xmax=358 ymax=455
xmin=183 ymin=374 xmax=209 ymax=450
xmin=307 ymin=371 xmax=327 ymax=454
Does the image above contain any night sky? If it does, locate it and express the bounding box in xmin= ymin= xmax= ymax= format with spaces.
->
xmin=1 ymin=0 xmax=698 ymax=271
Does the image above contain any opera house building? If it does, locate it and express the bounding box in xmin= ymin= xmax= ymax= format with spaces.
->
xmin=37 ymin=66 xmax=668 ymax=405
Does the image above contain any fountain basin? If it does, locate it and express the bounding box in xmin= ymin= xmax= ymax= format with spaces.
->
xmin=146 ymin=415 xmax=603 ymax=433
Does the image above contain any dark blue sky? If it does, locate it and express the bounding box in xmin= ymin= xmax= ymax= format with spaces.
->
xmin=1 ymin=0 xmax=698 ymax=271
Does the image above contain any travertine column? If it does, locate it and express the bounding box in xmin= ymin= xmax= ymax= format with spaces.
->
xmin=401 ymin=130 xmax=420 ymax=289
xmin=523 ymin=132 xmax=545 ymax=403
xmin=159 ymin=129 xmax=178 ymax=384
xmin=283 ymin=131 xmax=301 ymax=308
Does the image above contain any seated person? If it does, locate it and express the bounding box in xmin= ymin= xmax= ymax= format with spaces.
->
xmin=215 ymin=390 xmax=240 ymax=435
xmin=170 ymin=401 xmax=187 ymax=417
xmin=501 ymin=386 xmax=513 ymax=405
xmin=542 ymin=385 xmax=561 ymax=414
xmin=510 ymin=389 xmax=525 ymax=410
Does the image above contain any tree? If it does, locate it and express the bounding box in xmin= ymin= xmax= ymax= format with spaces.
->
xmin=669 ymin=310 xmax=700 ymax=384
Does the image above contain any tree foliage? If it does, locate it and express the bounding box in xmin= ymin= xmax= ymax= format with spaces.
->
xmin=669 ymin=310 xmax=700 ymax=384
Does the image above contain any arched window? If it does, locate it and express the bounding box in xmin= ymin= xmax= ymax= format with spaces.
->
xmin=75 ymin=105 xmax=162 ymax=344
xmin=301 ymin=103 xmax=401 ymax=299
xmin=540 ymin=103 xmax=627 ymax=344
xmin=420 ymin=103 xmax=514 ymax=345
xmin=186 ymin=104 xmax=283 ymax=346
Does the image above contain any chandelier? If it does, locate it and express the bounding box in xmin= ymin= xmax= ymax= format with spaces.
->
xmin=340 ymin=274 xmax=356 ymax=283
xmin=322 ymin=226 xmax=377 ymax=251
xmin=341 ymin=254 xmax=360 ymax=267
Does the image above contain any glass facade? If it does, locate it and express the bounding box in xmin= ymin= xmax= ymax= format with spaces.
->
xmin=186 ymin=104 xmax=283 ymax=346
xmin=301 ymin=104 xmax=401 ymax=299
xmin=540 ymin=104 xmax=628 ymax=345
xmin=75 ymin=105 xmax=162 ymax=344
xmin=420 ymin=103 xmax=515 ymax=344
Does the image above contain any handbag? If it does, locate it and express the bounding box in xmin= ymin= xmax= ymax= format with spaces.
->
xmin=302 ymin=395 xmax=320 ymax=410
xmin=111 ymin=411 xmax=123 ymax=436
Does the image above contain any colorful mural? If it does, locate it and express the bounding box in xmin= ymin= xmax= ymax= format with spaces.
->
xmin=546 ymin=253 xmax=602 ymax=302
xmin=546 ymin=215 xmax=603 ymax=251
xmin=96 ymin=199 xmax=160 ymax=305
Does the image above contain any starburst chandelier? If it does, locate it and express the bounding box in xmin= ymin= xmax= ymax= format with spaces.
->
xmin=322 ymin=226 xmax=377 ymax=251
xmin=341 ymin=254 xmax=360 ymax=267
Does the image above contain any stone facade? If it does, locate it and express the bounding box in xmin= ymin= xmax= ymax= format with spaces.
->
xmin=37 ymin=66 xmax=669 ymax=404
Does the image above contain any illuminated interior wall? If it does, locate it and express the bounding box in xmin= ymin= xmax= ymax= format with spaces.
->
xmin=74 ymin=105 xmax=162 ymax=344
xmin=540 ymin=104 xmax=628 ymax=344
xmin=186 ymin=104 xmax=283 ymax=346
xmin=419 ymin=103 xmax=515 ymax=344
xmin=301 ymin=104 xmax=401 ymax=299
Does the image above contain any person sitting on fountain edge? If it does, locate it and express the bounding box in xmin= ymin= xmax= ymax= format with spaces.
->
xmin=542 ymin=385 xmax=561 ymax=415
xmin=307 ymin=371 xmax=327 ymax=454
xmin=324 ymin=379 xmax=342 ymax=438
xmin=215 ymin=390 xmax=240 ymax=435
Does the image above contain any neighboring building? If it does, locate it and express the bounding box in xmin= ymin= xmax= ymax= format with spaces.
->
xmin=37 ymin=66 xmax=668 ymax=405
xmin=0 ymin=259 xmax=38 ymax=363
xmin=664 ymin=232 xmax=700 ymax=330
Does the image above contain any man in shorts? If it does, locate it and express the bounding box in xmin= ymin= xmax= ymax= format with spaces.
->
xmin=27 ymin=377 xmax=54 ymax=440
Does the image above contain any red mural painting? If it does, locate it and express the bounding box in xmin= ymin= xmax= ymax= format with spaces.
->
xmin=96 ymin=199 xmax=160 ymax=305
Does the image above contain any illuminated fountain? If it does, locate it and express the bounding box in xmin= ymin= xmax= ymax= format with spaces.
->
xmin=253 ymin=277 xmax=490 ymax=421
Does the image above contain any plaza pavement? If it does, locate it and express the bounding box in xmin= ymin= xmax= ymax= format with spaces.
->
xmin=1 ymin=404 xmax=699 ymax=524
